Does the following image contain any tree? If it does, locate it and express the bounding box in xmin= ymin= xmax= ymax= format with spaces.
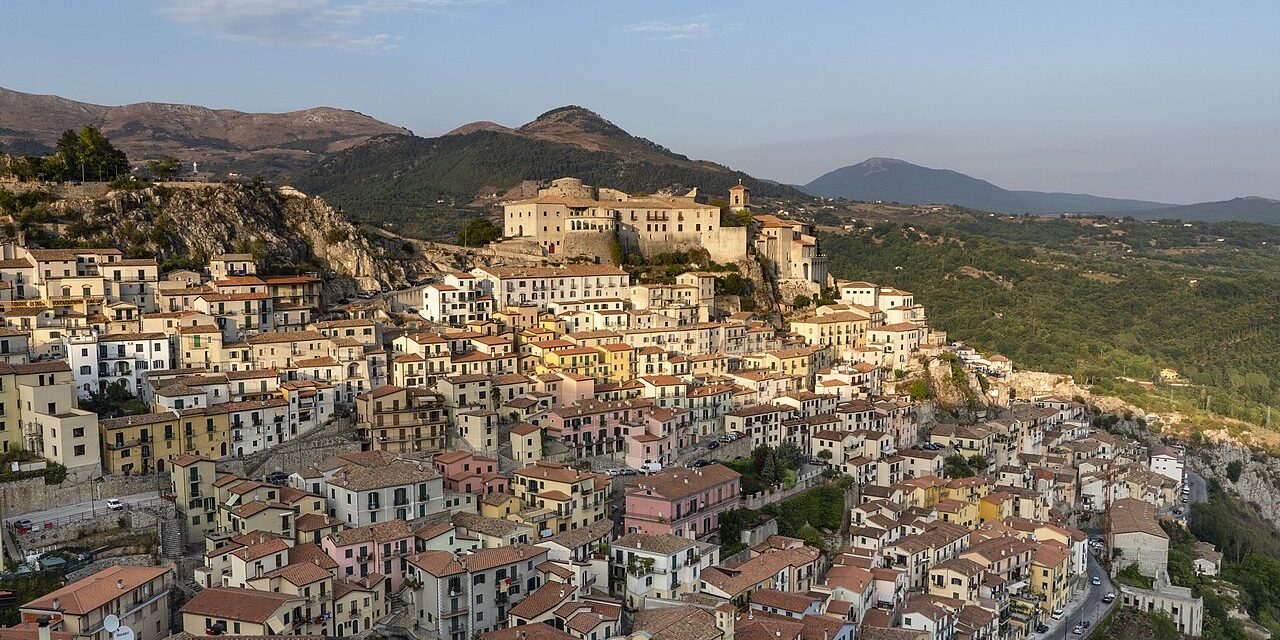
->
xmin=793 ymin=294 xmax=812 ymax=308
xmin=967 ymin=454 xmax=988 ymax=473
xmin=79 ymin=380 xmax=148 ymax=418
xmin=1226 ymin=460 xmax=1243 ymax=483
xmin=460 ymin=217 xmax=500 ymax=246
xmin=816 ymin=449 xmax=833 ymax=462
xmin=776 ymin=440 xmax=804 ymax=470
xmin=146 ymin=155 xmax=180 ymax=180
xmin=760 ymin=453 xmax=780 ymax=487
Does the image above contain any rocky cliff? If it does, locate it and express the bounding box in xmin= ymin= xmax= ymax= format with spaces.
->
xmin=19 ymin=181 xmax=420 ymax=294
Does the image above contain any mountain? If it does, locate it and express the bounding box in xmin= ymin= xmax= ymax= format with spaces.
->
xmin=803 ymin=157 xmax=1171 ymax=214
xmin=0 ymin=86 xmax=410 ymax=177
xmin=298 ymin=106 xmax=808 ymax=229
xmin=1119 ymin=196 xmax=1280 ymax=223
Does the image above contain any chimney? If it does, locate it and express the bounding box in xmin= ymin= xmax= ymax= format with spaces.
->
xmin=116 ymin=579 xmax=124 ymax=590
xmin=37 ymin=616 xmax=51 ymax=640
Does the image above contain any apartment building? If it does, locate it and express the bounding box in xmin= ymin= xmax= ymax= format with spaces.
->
xmin=623 ymin=464 xmax=741 ymax=540
xmin=304 ymin=452 xmax=446 ymax=526
xmin=612 ymin=532 xmax=718 ymax=608
xmin=421 ymin=272 xmax=493 ymax=325
xmin=355 ymin=385 xmax=448 ymax=455
xmin=405 ymin=544 xmax=549 ymax=640
xmin=511 ymin=462 xmax=611 ymax=535
xmin=472 ymin=265 xmax=630 ymax=310
xmin=20 ymin=566 xmax=172 ymax=640
xmin=14 ymin=361 xmax=100 ymax=471
xmin=171 ymin=454 xmax=219 ymax=541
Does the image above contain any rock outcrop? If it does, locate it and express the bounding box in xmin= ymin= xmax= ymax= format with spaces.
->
xmin=32 ymin=181 xmax=421 ymax=295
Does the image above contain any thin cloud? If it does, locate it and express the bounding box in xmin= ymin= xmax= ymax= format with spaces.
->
xmin=159 ymin=0 xmax=477 ymax=50
xmin=625 ymin=19 xmax=717 ymax=41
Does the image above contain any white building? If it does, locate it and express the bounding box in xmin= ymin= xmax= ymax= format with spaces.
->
xmin=471 ymin=264 xmax=630 ymax=310
xmin=305 ymin=453 xmax=446 ymax=526
xmin=420 ymin=272 xmax=493 ymax=325
xmin=65 ymin=331 xmax=172 ymax=398
xmin=612 ymin=532 xmax=718 ymax=608
xmin=1149 ymin=445 xmax=1184 ymax=483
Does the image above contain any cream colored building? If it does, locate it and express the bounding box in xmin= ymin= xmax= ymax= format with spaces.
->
xmin=14 ymin=361 xmax=100 ymax=471
xmin=21 ymin=565 xmax=172 ymax=640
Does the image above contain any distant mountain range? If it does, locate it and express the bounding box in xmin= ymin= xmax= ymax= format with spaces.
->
xmin=0 ymin=86 xmax=410 ymax=177
xmin=297 ymin=106 xmax=807 ymax=223
xmin=802 ymin=157 xmax=1175 ymax=214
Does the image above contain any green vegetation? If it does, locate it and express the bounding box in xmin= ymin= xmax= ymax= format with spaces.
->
xmin=792 ymin=294 xmax=812 ymax=308
xmin=821 ymin=214 xmax=1280 ymax=436
xmin=298 ymin=125 xmax=798 ymax=240
xmin=1226 ymin=460 xmax=1243 ymax=482
xmin=1182 ymin=478 xmax=1280 ymax=639
xmin=79 ymin=380 xmax=149 ymax=418
xmin=460 ymin=217 xmax=500 ymax=246
xmin=725 ymin=444 xmax=804 ymax=494
xmin=761 ymin=479 xmax=853 ymax=549
xmin=942 ymin=453 xmax=988 ymax=478
xmin=146 ymin=155 xmax=180 ymax=180
xmin=1 ymin=126 xmax=128 ymax=182
xmin=0 ymin=571 xmax=65 ymax=625
xmin=1113 ymin=563 xmax=1155 ymax=590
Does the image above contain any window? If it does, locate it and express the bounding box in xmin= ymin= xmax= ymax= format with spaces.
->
xmin=74 ymin=445 xmax=85 ymax=456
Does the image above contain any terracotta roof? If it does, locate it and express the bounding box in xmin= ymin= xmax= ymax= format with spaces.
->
xmin=180 ymin=586 xmax=297 ymax=623
xmin=1108 ymin=498 xmax=1169 ymax=539
xmin=22 ymin=565 xmax=170 ymax=615
xmin=613 ymin=532 xmax=695 ymax=555
xmin=508 ymin=581 xmax=573 ymax=620
xmin=329 ymin=520 xmax=413 ymax=546
xmin=407 ymin=544 xmax=547 ymax=577
xmin=632 ymin=605 xmax=722 ymax=640
xmin=262 ymin=560 xmax=331 ymax=586
xmin=627 ymin=464 xmax=740 ymax=501
xmin=479 ymin=623 xmax=576 ymax=640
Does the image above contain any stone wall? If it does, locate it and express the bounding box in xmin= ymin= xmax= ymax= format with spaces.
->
xmin=14 ymin=504 xmax=167 ymax=555
xmin=220 ymin=420 xmax=363 ymax=479
xmin=1 ymin=473 xmax=165 ymax=518
xmin=66 ymin=555 xmax=167 ymax=582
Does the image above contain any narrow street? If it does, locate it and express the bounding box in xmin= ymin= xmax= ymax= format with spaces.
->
xmin=1043 ymin=552 xmax=1114 ymax=638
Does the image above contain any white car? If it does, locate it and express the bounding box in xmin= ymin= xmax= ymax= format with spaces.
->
xmin=106 ymin=498 xmax=124 ymax=511
xmin=1091 ymin=575 xmax=1102 ymax=585
xmin=1051 ymin=609 xmax=1065 ymax=620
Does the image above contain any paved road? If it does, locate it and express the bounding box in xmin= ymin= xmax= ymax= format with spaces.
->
xmin=1186 ymin=469 xmax=1208 ymax=505
xmin=4 ymin=491 xmax=159 ymax=527
xmin=1044 ymin=552 xmax=1114 ymax=638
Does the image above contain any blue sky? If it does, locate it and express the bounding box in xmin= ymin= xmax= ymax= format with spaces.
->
xmin=2 ymin=0 xmax=1277 ymax=203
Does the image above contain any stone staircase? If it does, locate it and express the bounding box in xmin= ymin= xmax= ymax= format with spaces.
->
xmin=159 ymin=517 xmax=184 ymax=558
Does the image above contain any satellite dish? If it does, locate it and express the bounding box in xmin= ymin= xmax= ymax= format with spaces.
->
xmin=104 ymin=615 xmax=120 ymax=633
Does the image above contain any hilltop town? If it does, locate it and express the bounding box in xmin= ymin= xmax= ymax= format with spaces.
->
xmin=0 ymin=177 xmax=1215 ymax=640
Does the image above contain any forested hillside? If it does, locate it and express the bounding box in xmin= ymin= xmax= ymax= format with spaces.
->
xmin=821 ymin=214 xmax=1280 ymax=435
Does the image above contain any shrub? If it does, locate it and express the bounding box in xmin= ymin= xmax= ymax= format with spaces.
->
xmin=1226 ymin=460 xmax=1244 ymax=483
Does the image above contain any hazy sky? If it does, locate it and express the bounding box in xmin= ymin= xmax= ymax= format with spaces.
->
xmin=3 ymin=0 xmax=1278 ymax=203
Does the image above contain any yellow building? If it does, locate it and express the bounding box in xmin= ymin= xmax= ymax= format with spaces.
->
xmin=100 ymin=409 xmax=231 ymax=475
xmin=927 ymin=557 xmax=987 ymax=603
xmin=1031 ymin=540 xmax=1072 ymax=614
xmin=0 ymin=364 xmax=20 ymax=454
xmin=789 ymin=312 xmax=871 ymax=358
xmin=595 ymin=343 xmax=636 ymax=383
xmin=978 ymin=491 xmax=1016 ymax=523
xmin=934 ymin=498 xmax=979 ymax=529
xmin=510 ymin=422 xmax=542 ymax=464
xmin=539 ymin=346 xmax=606 ymax=381
xmin=171 ymin=454 xmax=218 ymax=541
xmin=14 ymin=361 xmax=100 ymax=471
xmin=511 ymin=461 xmax=611 ymax=534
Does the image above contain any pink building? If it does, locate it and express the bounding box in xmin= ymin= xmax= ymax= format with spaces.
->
xmin=547 ymin=397 xmax=654 ymax=459
xmin=433 ymin=450 xmax=510 ymax=495
xmin=322 ymin=520 xmax=415 ymax=593
xmin=624 ymin=464 xmax=741 ymax=540
xmin=622 ymin=407 xmax=687 ymax=469
xmin=535 ymin=371 xmax=596 ymax=407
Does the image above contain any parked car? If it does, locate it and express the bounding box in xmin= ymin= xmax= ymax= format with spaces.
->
xmin=264 ymin=471 xmax=289 ymax=485
xmin=617 ymin=469 xmax=637 ymax=477
xmin=1051 ymin=609 xmax=1065 ymax=620
xmin=1091 ymin=575 xmax=1102 ymax=586
xmin=1072 ymin=624 xmax=1083 ymax=635
xmin=639 ymin=462 xmax=663 ymax=474
xmin=707 ymin=441 xmax=720 ymax=450
xmin=693 ymin=459 xmax=713 ymax=468
xmin=106 ymin=498 xmax=124 ymax=511
xmin=1035 ymin=624 xmax=1049 ymax=634
xmin=12 ymin=518 xmax=34 ymax=533
xmin=1102 ymin=592 xmax=1116 ymax=604
xmin=1081 ymin=620 xmax=1091 ymax=629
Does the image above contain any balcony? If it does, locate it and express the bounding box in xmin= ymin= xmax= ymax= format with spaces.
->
xmin=441 ymin=606 xmax=469 ymax=618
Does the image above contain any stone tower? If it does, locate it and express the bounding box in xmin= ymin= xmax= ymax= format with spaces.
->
xmin=729 ymin=182 xmax=751 ymax=210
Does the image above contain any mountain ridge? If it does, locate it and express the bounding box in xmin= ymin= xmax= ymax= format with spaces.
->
xmin=802 ymin=157 xmax=1173 ymax=214
xmin=0 ymin=86 xmax=411 ymax=177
